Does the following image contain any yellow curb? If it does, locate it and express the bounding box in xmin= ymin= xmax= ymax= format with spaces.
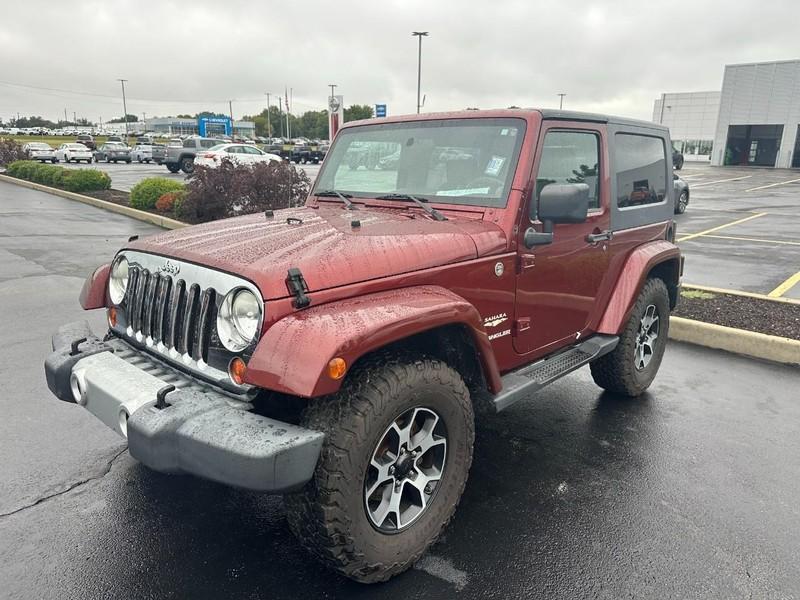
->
xmin=0 ymin=174 xmax=187 ymax=230
xmin=669 ymin=316 xmax=800 ymax=366
xmin=683 ymin=284 xmax=800 ymax=306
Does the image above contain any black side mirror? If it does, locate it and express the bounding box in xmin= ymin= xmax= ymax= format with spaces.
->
xmin=524 ymin=183 xmax=590 ymax=247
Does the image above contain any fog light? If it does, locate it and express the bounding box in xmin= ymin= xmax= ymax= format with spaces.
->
xmin=229 ymin=357 xmax=247 ymax=385
xmin=107 ymin=306 xmax=117 ymax=327
xmin=327 ymin=357 xmax=347 ymax=380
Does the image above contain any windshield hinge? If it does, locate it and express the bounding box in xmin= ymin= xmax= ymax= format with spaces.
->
xmin=285 ymin=267 xmax=311 ymax=309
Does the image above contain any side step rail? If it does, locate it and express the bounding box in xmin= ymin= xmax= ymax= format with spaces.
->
xmin=492 ymin=334 xmax=619 ymax=412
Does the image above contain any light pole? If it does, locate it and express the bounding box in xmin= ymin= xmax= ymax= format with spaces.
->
xmin=412 ymin=32 xmax=428 ymax=114
xmin=117 ymin=79 xmax=129 ymax=138
xmin=265 ymin=93 xmax=272 ymax=138
xmin=558 ymin=93 xmax=566 ymax=110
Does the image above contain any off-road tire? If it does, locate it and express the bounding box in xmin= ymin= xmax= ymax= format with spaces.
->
xmin=590 ymin=277 xmax=670 ymax=396
xmin=285 ymin=353 xmax=475 ymax=583
xmin=180 ymin=157 xmax=194 ymax=174
xmin=165 ymin=163 xmax=180 ymax=173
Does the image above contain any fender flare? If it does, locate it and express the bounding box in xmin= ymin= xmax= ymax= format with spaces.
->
xmin=79 ymin=263 xmax=110 ymax=310
xmin=243 ymin=285 xmax=502 ymax=398
xmin=596 ymin=240 xmax=681 ymax=335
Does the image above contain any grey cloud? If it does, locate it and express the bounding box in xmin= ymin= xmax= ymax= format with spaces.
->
xmin=1 ymin=0 xmax=797 ymax=123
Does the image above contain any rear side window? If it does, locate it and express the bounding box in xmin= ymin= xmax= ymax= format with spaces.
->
xmin=183 ymin=139 xmax=194 ymax=148
xmin=532 ymin=130 xmax=600 ymax=220
xmin=200 ymin=139 xmax=218 ymax=149
xmin=615 ymin=134 xmax=667 ymax=208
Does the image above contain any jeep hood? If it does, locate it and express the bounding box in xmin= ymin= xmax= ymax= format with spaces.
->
xmin=127 ymin=205 xmax=507 ymax=300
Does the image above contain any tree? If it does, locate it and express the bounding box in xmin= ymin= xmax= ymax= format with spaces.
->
xmin=12 ymin=116 xmax=59 ymax=128
xmin=108 ymin=114 xmax=139 ymax=123
xmin=344 ymin=104 xmax=374 ymax=122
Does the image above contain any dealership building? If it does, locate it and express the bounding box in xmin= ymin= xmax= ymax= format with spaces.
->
xmin=655 ymin=58 xmax=800 ymax=168
xmin=652 ymin=91 xmax=720 ymax=161
xmin=105 ymin=117 xmax=256 ymax=138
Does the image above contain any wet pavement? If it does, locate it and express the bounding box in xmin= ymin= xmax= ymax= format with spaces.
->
xmin=2 ymin=181 xmax=800 ymax=599
xmin=674 ymin=164 xmax=800 ymax=298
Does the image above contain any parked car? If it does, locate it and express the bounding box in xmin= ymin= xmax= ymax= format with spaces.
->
xmin=163 ymin=137 xmax=224 ymax=174
xmin=44 ymin=108 xmax=682 ymax=584
xmin=672 ymin=148 xmax=684 ymax=170
xmin=76 ymin=134 xmax=96 ymax=151
xmin=106 ymin=135 xmax=124 ymax=143
xmin=23 ymin=142 xmax=56 ymax=163
xmin=194 ymin=143 xmax=282 ymax=169
xmin=94 ymin=142 xmax=131 ymax=163
xmin=673 ymin=173 xmax=689 ymax=214
xmin=130 ymin=144 xmax=154 ymax=163
xmin=54 ymin=143 xmax=93 ymax=163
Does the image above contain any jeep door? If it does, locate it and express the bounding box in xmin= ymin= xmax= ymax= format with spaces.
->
xmin=513 ymin=121 xmax=612 ymax=356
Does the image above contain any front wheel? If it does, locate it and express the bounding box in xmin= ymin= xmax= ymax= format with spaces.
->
xmin=590 ymin=278 xmax=670 ymax=396
xmin=180 ymin=157 xmax=194 ymax=174
xmin=285 ymin=354 xmax=475 ymax=583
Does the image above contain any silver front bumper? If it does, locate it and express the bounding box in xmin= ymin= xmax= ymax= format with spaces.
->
xmin=45 ymin=321 xmax=324 ymax=492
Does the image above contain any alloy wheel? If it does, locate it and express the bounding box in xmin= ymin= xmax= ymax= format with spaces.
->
xmin=634 ymin=304 xmax=659 ymax=371
xmin=364 ymin=407 xmax=447 ymax=533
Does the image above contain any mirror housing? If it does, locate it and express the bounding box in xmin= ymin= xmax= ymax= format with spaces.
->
xmin=524 ymin=183 xmax=591 ymax=247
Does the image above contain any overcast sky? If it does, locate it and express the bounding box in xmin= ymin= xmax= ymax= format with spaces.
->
xmin=1 ymin=0 xmax=798 ymax=125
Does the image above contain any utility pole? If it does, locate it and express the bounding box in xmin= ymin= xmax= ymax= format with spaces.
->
xmin=117 ymin=79 xmax=129 ymax=138
xmin=659 ymin=92 xmax=666 ymax=124
xmin=64 ymin=108 xmax=68 ymax=124
xmin=558 ymin=93 xmax=566 ymax=110
xmin=265 ymin=93 xmax=272 ymax=138
xmin=289 ymin=87 xmax=293 ymax=139
xmin=412 ymin=31 xmax=429 ymax=114
xmin=142 ymin=112 xmax=146 ymax=132
xmin=73 ymin=111 xmax=77 ymax=124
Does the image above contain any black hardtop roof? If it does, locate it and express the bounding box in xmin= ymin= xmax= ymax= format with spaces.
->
xmin=536 ymin=109 xmax=668 ymax=131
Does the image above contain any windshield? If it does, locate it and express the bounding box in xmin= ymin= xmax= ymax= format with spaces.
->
xmin=314 ymin=118 xmax=526 ymax=207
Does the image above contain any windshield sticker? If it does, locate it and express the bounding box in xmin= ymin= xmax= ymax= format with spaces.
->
xmin=435 ymin=187 xmax=491 ymax=197
xmin=485 ymin=156 xmax=505 ymax=176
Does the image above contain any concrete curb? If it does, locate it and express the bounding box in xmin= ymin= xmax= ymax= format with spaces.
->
xmin=669 ymin=316 xmax=800 ymax=366
xmin=0 ymin=174 xmax=187 ymax=230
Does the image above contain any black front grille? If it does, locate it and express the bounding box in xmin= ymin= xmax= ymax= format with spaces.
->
xmin=125 ymin=266 xmax=216 ymax=362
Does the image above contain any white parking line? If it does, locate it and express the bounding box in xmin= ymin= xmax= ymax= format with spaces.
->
xmin=690 ymin=175 xmax=752 ymax=188
xmin=745 ymin=177 xmax=800 ymax=192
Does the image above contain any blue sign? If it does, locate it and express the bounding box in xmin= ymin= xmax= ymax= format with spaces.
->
xmin=375 ymin=104 xmax=387 ymax=118
xmin=198 ymin=116 xmax=232 ymax=136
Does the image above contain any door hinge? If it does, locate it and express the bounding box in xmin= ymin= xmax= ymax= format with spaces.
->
xmin=517 ymin=255 xmax=536 ymax=272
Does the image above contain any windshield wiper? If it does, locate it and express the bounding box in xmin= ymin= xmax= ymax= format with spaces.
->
xmin=315 ymin=189 xmax=358 ymax=210
xmin=374 ymin=194 xmax=447 ymax=221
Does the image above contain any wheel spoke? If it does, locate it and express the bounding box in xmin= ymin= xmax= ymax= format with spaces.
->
xmin=366 ymin=464 xmax=393 ymax=499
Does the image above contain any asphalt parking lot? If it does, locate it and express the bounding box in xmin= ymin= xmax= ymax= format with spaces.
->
xmin=2 ymin=181 xmax=800 ymax=599
xmin=58 ymin=159 xmax=323 ymax=192
xmin=674 ymin=163 xmax=800 ymax=298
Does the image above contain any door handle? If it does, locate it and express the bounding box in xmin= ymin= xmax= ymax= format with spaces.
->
xmin=586 ymin=229 xmax=613 ymax=244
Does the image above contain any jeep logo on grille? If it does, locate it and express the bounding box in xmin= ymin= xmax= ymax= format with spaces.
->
xmin=157 ymin=260 xmax=180 ymax=276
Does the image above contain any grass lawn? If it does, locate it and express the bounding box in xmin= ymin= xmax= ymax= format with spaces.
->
xmin=2 ymin=135 xmax=152 ymax=148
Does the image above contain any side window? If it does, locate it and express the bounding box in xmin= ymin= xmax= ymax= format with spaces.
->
xmin=183 ymin=139 xmax=193 ymax=148
xmin=615 ymin=134 xmax=667 ymax=208
xmin=200 ymin=139 xmax=218 ymax=149
xmin=532 ymin=130 xmax=600 ymax=220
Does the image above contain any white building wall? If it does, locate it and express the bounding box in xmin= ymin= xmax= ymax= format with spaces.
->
xmin=712 ymin=59 xmax=800 ymax=168
xmin=652 ymin=91 xmax=720 ymax=161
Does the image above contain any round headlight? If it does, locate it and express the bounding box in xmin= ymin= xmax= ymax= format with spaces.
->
xmin=217 ymin=289 xmax=262 ymax=352
xmin=108 ymin=256 xmax=129 ymax=305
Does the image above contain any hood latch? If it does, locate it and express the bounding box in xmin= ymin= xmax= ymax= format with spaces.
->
xmin=285 ymin=267 xmax=311 ymax=309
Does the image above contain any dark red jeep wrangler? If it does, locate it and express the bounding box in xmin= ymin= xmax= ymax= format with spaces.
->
xmin=45 ymin=109 xmax=681 ymax=582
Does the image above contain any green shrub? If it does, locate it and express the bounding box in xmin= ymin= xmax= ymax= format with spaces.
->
xmin=5 ymin=160 xmax=109 ymax=192
xmin=61 ymin=169 xmax=111 ymax=193
xmin=130 ymin=178 xmax=185 ymax=210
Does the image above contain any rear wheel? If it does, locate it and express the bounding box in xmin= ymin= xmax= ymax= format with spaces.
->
xmin=590 ymin=278 xmax=670 ymax=396
xmin=675 ymin=190 xmax=688 ymax=214
xmin=285 ymin=354 xmax=474 ymax=583
xmin=166 ymin=163 xmax=180 ymax=173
